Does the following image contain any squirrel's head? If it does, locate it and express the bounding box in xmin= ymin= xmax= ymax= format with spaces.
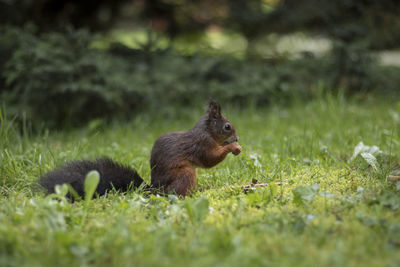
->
xmin=206 ymin=99 xmax=239 ymax=146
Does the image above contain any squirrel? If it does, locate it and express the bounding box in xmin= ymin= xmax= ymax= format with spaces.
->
xmin=39 ymin=100 xmax=242 ymax=198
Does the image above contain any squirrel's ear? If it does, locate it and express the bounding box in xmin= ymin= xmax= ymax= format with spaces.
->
xmin=207 ymin=99 xmax=221 ymax=119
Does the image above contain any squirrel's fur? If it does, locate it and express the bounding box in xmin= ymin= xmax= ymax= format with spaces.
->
xmin=39 ymin=100 xmax=241 ymax=198
xmin=39 ymin=158 xmax=146 ymax=197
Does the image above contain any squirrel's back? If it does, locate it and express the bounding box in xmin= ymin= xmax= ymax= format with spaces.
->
xmin=39 ymin=158 xmax=145 ymax=198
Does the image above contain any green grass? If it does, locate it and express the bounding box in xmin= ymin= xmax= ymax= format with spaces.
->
xmin=1 ymin=95 xmax=400 ymax=267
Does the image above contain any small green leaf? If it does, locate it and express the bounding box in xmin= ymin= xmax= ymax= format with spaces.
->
xmin=293 ymin=184 xmax=320 ymax=206
xmin=84 ymin=170 xmax=100 ymax=201
xmin=184 ymin=197 xmax=209 ymax=223
xmin=350 ymin=142 xmax=382 ymax=162
xmin=69 ymin=245 xmax=89 ymax=258
xmin=268 ymin=182 xmax=278 ymax=198
xmin=55 ymin=184 xmax=69 ymax=197
xmin=184 ymin=201 xmax=195 ymax=221
xmin=360 ymin=152 xmax=380 ymax=172
xmin=246 ymin=192 xmax=263 ymax=206
xmin=246 ymin=183 xmax=277 ymax=207
xmin=193 ymin=197 xmax=209 ymax=222
xmin=67 ymin=184 xmax=82 ymax=201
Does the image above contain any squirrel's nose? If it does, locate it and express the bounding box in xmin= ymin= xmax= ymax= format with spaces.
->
xmin=235 ymin=136 xmax=239 ymax=142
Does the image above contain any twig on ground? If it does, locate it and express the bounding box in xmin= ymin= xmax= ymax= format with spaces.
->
xmin=387 ymin=175 xmax=400 ymax=184
xmin=242 ymin=179 xmax=288 ymax=193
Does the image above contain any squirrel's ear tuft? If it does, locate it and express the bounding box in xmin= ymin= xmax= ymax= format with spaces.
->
xmin=207 ymin=99 xmax=221 ymax=119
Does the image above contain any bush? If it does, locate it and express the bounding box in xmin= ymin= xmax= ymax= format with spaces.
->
xmin=1 ymin=27 xmax=145 ymax=128
xmin=0 ymin=27 xmax=306 ymax=128
xmin=1 ymin=26 xmax=399 ymax=129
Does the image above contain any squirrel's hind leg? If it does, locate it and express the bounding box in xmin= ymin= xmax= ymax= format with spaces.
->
xmin=165 ymin=167 xmax=196 ymax=196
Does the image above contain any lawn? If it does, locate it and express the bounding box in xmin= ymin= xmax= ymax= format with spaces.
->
xmin=1 ymin=95 xmax=400 ymax=267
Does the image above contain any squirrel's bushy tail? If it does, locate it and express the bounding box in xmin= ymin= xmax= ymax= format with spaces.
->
xmin=38 ymin=158 xmax=147 ymax=198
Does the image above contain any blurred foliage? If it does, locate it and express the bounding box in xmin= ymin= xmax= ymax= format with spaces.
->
xmin=329 ymin=40 xmax=374 ymax=93
xmin=142 ymin=0 xmax=400 ymax=50
xmin=266 ymin=0 xmax=400 ymax=50
xmin=0 ymin=26 xmax=145 ymax=128
xmin=1 ymin=26 xmax=400 ymax=128
xmin=1 ymin=0 xmax=400 ymax=128
xmin=0 ymin=0 xmax=130 ymax=31
xmin=2 ymin=0 xmax=400 ymax=51
xmin=142 ymin=0 xmax=228 ymax=37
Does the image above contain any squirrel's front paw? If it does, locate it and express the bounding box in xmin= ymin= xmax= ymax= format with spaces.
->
xmin=231 ymin=143 xmax=242 ymax=155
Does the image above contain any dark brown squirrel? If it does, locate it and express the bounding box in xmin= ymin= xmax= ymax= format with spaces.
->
xmin=39 ymin=100 xmax=241 ymax=198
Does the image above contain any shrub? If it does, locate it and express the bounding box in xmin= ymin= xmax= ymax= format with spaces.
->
xmin=1 ymin=26 xmax=399 ymax=129
xmin=1 ymin=27 xmax=145 ymax=128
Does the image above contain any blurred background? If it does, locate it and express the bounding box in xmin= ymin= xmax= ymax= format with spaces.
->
xmin=1 ymin=0 xmax=400 ymax=129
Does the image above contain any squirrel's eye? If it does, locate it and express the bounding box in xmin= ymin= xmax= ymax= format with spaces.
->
xmin=224 ymin=123 xmax=231 ymax=131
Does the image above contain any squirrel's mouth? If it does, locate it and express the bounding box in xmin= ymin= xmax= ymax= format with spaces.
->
xmin=222 ymin=135 xmax=239 ymax=146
